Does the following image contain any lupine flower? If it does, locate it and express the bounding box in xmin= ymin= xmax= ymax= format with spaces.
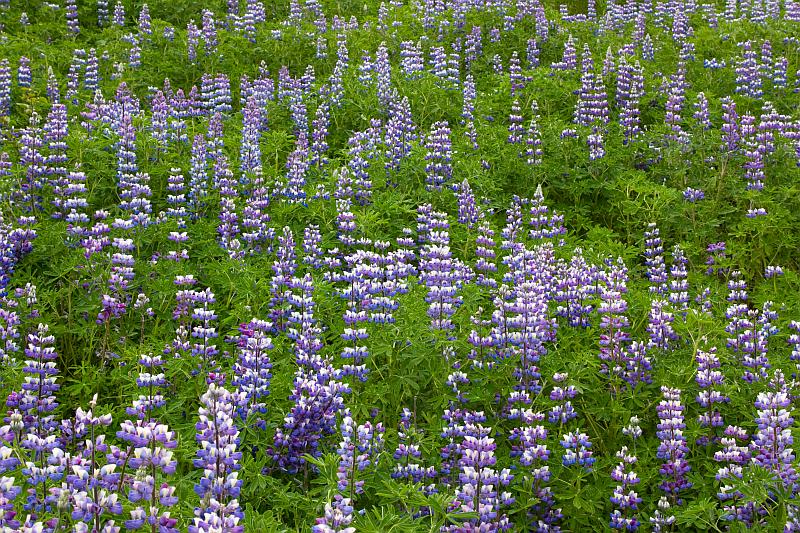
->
xmin=136 ymin=3 xmax=151 ymax=35
xmin=385 ymin=96 xmax=416 ymax=177
xmin=418 ymin=207 xmax=470 ymax=335
xmin=524 ymin=101 xmax=543 ymax=165
xmin=561 ymin=430 xmax=595 ymax=471
xmin=509 ymin=51 xmax=526 ymax=96
xmin=190 ymin=383 xmax=244 ymax=533
xmin=17 ymin=56 xmax=31 ymax=89
xmin=506 ymin=274 xmax=552 ymax=400
xmin=240 ymin=95 xmax=262 ymax=177
xmin=310 ymin=103 xmax=330 ymax=170
xmin=644 ymin=223 xmax=667 ymax=294
xmin=283 ymin=135 xmax=310 ymax=204
xmin=63 ymin=396 xmax=120 ymax=531
xmin=336 ymin=254 xmax=372 ymax=381
xmin=683 ymin=187 xmax=705 ymax=202
xmin=664 ymin=64 xmax=689 ymax=144
xmin=302 ymin=226 xmax=323 ymax=270
xmin=240 ymin=175 xmax=272 ymax=255
xmin=735 ymin=41 xmax=762 ymax=98
xmin=598 ymin=258 xmax=631 ymax=388
xmin=647 ymin=299 xmax=677 ymax=351
xmin=393 ymin=408 xmax=436 ymax=486
xmin=548 ymin=375 xmax=578 ymax=425
xmin=510 ymin=418 xmax=560 ymax=526
xmin=474 ymin=221 xmax=497 ymax=288
xmin=456 ymin=179 xmax=480 ymax=229
xmin=112 ymin=408 xmax=179 ymax=532
xmin=127 ymin=353 xmax=170 ymax=418
xmin=508 ymin=99 xmax=524 ymax=145
xmin=400 ymin=41 xmax=424 ymax=80
xmin=187 ymin=21 xmax=200 ymax=63
xmin=462 ymin=75 xmax=478 ymax=150
xmin=268 ymin=227 xmax=297 ymax=331
xmin=66 ymin=0 xmax=79 ymax=34
xmin=201 ymin=10 xmax=217 ymax=56
xmin=552 ymin=35 xmax=577 ymax=71
xmin=0 ymin=60 xmax=11 ymax=119
xmin=216 ymin=156 xmax=242 ymax=260
xmin=721 ymin=98 xmax=740 ymax=154
xmin=610 ymin=446 xmax=642 ymax=530
xmin=333 ymin=412 xmax=384 ymax=501
xmin=424 ymin=121 xmax=453 ymax=192
xmin=705 ymin=241 xmax=728 ymax=276
xmin=188 ymin=135 xmax=208 ymax=218
xmin=375 ymin=42 xmax=394 ymax=108
xmin=786 ymin=319 xmax=800 ymax=393
xmin=693 ymin=93 xmax=711 ymax=129
xmin=463 ymin=25 xmax=483 ymax=64
xmin=232 ymin=320 xmax=273 ymax=429
xmin=650 ymin=496 xmax=676 ymax=531
xmin=312 ymin=495 xmax=355 ymax=533
xmin=574 ymin=45 xmax=609 ymax=127
xmin=655 ymin=387 xmax=691 ymax=503
xmin=14 ymin=324 xmax=60 ymax=452
xmin=695 ymin=346 xmax=729 ymax=445
xmin=347 ymin=129 xmax=374 ymax=206
xmin=443 ymin=424 xmax=513 ymax=531
xmin=714 ymin=425 xmax=754 ymax=524
xmin=588 ymin=127 xmax=605 ymax=160
xmin=271 ymin=273 xmax=349 ymax=473
xmin=190 ymin=288 xmax=219 ymax=375
xmin=554 ymin=248 xmax=596 ymax=327
xmin=750 ymin=373 xmax=797 ymax=492
xmin=724 ymin=272 xmax=766 ymax=383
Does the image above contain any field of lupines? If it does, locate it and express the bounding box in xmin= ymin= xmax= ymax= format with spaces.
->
xmin=2 ymin=0 xmax=800 ymax=531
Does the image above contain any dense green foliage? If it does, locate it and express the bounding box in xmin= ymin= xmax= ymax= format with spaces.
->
xmin=1 ymin=0 xmax=800 ymax=531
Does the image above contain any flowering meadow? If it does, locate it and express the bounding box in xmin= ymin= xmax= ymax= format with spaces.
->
xmin=2 ymin=0 xmax=800 ymax=531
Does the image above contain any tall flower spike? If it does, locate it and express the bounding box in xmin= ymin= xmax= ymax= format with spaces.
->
xmin=333 ymin=412 xmax=384 ymax=504
xmin=190 ymin=288 xmax=219 ymax=376
xmin=64 ymin=396 xmax=121 ymax=531
xmin=714 ymin=425 xmax=754 ymax=524
xmin=655 ymin=387 xmax=691 ymax=505
xmin=554 ymin=248 xmax=596 ymax=327
xmin=644 ymin=223 xmax=667 ymax=294
xmin=750 ymin=374 xmax=797 ymax=492
xmin=424 ymin=121 xmax=453 ymax=192
xmin=598 ymin=258 xmax=631 ymax=389
xmin=560 ymin=429 xmax=596 ymax=471
xmin=190 ymin=383 xmax=244 ymax=533
xmin=456 ymin=179 xmax=480 ymax=229
xmin=574 ymin=44 xmax=609 ymax=127
xmin=127 ymin=353 xmax=170 ymax=419
xmin=240 ymin=95 xmax=262 ymax=177
xmin=695 ymin=346 xmax=729 ymax=446
xmin=524 ymin=101 xmax=543 ymax=165
xmin=443 ymin=424 xmax=513 ymax=531
xmin=111 ymin=413 xmax=179 ymax=532
xmin=268 ymin=227 xmax=297 ymax=332
xmin=232 ymin=320 xmax=273 ymax=429
xmin=610 ymin=445 xmax=642 ymax=530
xmin=392 ymin=408 xmax=436 ymax=486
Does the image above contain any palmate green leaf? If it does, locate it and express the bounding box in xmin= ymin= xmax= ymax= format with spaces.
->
xmin=374 ymin=478 xmax=469 ymax=529
xmin=354 ymin=506 xmax=428 ymax=533
xmin=673 ymin=497 xmax=725 ymax=532
xmin=243 ymin=505 xmax=289 ymax=533
xmin=304 ymin=452 xmax=342 ymax=497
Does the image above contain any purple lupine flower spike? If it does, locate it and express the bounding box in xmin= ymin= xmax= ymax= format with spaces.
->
xmin=655 ymin=387 xmax=691 ymax=506
xmin=190 ymin=383 xmax=244 ymax=533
